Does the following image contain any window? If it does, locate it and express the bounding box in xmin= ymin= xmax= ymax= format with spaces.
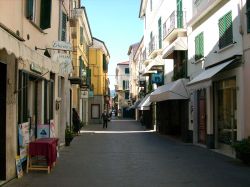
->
xmin=177 ymin=0 xmax=183 ymax=28
xmin=195 ymin=32 xmax=204 ymax=61
xmin=219 ymin=11 xmax=233 ymax=49
xmin=125 ymin=68 xmax=129 ymax=74
xmin=158 ymin=17 xmax=162 ymax=49
xmin=40 ymin=0 xmax=52 ymax=29
xmin=247 ymin=0 xmax=250 ymax=33
xmin=26 ymin=0 xmax=52 ymax=30
xmin=103 ymin=54 xmax=108 ymax=72
xmin=125 ymin=91 xmax=129 ymax=100
xmin=18 ymin=71 xmax=29 ymax=123
xmin=123 ymin=80 xmax=129 ymax=90
xmin=80 ymin=26 xmax=84 ymax=44
xmin=61 ymin=12 xmax=67 ymax=41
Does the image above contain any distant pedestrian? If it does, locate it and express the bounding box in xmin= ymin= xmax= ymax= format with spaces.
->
xmin=101 ymin=110 xmax=109 ymax=128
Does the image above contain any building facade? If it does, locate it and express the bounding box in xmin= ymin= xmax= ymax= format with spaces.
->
xmin=187 ymin=0 xmax=244 ymax=156
xmin=69 ymin=5 xmax=92 ymax=126
xmin=88 ymin=38 xmax=110 ymax=124
xmin=115 ymin=61 xmax=130 ymax=117
xmin=0 ymin=0 xmax=74 ymax=182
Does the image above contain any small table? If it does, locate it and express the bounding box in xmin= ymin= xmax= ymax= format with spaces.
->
xmin=27 ymin=138 xmax=58 ymax=173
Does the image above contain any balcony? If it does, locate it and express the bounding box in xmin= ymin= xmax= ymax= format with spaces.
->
xmin=148 ymin=35 xmax=163 ymax=58
xmin=70 ymin=8 xmax=84 ymax=26
xmin=68 ymin=66 xmax=83 ymax=85
xmin=163 ymin=10 xmax=187 ymax=42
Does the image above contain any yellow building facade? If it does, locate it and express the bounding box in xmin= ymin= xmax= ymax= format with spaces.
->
xmin=88 ymin=38 xmax=110 ymax=124
xmin=69 ymin=6 xmax=92 ymax=125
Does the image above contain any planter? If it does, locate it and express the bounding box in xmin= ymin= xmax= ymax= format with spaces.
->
xmin=236 ymin=151 xmax=250 ymax=165
xmin=65 ymin=138 xmax=72 ymax=146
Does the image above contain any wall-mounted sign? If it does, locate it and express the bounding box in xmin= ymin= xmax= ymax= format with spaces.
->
xmin=81 ymin=91 xmax=88 ymax=99
xmin=53 ymin=53 xmax=72 ymax=64
xmin=151 ymin=72 xmax=164 ymax=84
xmin=30 ymin=63 xmax=42 ymax=74
xmin=52 ymin=41 xmax=72 ymax=51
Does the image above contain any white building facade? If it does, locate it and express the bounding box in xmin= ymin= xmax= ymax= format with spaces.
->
xmin=187 ymin=0 xmax=244 ymax=155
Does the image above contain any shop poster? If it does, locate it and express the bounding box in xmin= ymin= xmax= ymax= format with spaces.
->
xmin=50 ymin=120 xmax=56 ymax=138
xmin=37 ymin=124 xmax=50 ymax=138
xmin=15 ymin=156 xmax=23 ymax=178
xmin=18 ymin=122 xmax=30 ymax=163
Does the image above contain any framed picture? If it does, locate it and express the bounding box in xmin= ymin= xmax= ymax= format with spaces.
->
xmin=91 ymin=104 xmax=100 ymax=119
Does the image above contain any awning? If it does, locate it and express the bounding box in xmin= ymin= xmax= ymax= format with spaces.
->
xmin=141 ymin=56 xmax=164 ymax=76
xmin=150 ymin=79 xmax=189 ymax=102
xmin=127 ymin=99 xmax=141 ymax=110
xmin=187 ymin=59 xmax=234 ymax=90
xmin=162 ymin=37 xmax=187 ymax=59
xmin=138 ymin=94 xmax=152 ymax=110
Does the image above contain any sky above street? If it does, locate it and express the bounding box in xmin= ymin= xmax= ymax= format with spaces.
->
xmin=81 ymin=0 xmax=143 ymax=90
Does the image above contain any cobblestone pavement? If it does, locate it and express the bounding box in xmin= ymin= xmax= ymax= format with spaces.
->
xmin=4 ymin=119 xmax=250 ymax=187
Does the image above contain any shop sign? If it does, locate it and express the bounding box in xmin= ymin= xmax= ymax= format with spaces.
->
xmin=52 ymin=41 xmax=72 ymax=51
xmin=53 ymin=53 xmax=72 ymax=64
xmin=30 ymin=63 xmax=43 ymax=74
xmin=37 ymin=124 xmax=50 ymax=138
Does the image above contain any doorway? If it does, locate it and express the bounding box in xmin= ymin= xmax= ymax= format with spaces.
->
xmin=198 ymin=89 xmax=206 ymax=144
xmin=0 ymin=63 xmax=6 ymax=180
xmin=215 ymin=78 xmax=237 ymax=147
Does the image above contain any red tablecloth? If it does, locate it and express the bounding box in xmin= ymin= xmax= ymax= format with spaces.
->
xmin=29 ymin=138 xmax=58 ymax=167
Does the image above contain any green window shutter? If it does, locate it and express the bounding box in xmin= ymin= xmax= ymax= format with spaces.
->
xmin=199 ymin=32 xmax=204 ymax=59
xmin=158 ymin=17 xmax=162 ymax=49
xmin=103 ymin=54 xmax=107 ymax=72
xmin=40 ymin=0 xmax=52 ymax=29
xmin=26 ymin=0 xmax=34 ymax=20
xmin=86 ymin=68 xmax=91 ymax=86
xmin=247 ymin=0 xmax=250 ymax=33
xmin=177 ymin=0 xmax=183 ymax=28
xmin=195 ymin=32 xmax=204 ymax=61
xmin=80 ymin=26 xmax=84 ymax=44
xmin=123 ymin=80 xmax=125 ymax=90
xmin=61 ymin=12 xmax=67 ymax=41
xmin=219 ymin=11 xmax=233 ymax=49
xmin=125 ymin=68 xmax=129 ymax=74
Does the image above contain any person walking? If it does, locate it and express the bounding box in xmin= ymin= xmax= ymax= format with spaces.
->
xmin=101 ymin=110 xmax=109 ymax=128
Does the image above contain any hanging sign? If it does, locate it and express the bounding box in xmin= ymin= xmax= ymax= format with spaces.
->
xmin=52 ymin=41 xmax=72 ymax=51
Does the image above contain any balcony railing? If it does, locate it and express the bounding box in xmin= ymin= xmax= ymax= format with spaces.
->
xmin=163 ymin=10 xmax=186 ymax=39
xmin=148 ymin=35 xmax=162 ymax=55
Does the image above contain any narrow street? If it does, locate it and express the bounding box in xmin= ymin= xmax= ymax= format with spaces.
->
xmin=4 ymin=119 xmax=250 ymax=187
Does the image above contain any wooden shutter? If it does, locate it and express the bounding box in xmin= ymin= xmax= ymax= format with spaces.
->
xmin=123 ymin=80 xmax=125 ymax=90
xmin=40 ymin=0 xmax=52 ymax=29
xmin=195 ymin=32 xmax=204 ymax=61
xmin=158 ymin=17 xmax=162 ymax=49
xmin=26 ymin=0 xmax=34 ymax=20
xmin=199 ymin=32 xmax=204 ymax=59
xmin=177 ymin=0 xmax=183 ymax=28
xmin=219 ymin=11 xmax=233 ymax=49
xmin=80 ymin=26 xmax=84 ymax=44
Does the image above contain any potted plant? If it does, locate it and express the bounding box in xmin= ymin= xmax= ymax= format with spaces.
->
xmin=232 ymin=137 xmax=250 ymax=165
xmin=65 ymin=125 xmax=74 ymax=146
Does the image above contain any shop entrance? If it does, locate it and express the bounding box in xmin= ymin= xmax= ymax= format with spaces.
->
xmin=0 ymin=63 xmax=6 ymax=180
xmin=198 ymin=89 xmax=206 ymax=144
xmin=215 ymin=78 xmax=237 ymax=147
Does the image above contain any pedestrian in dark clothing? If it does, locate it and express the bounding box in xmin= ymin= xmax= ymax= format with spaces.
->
xmin=101 ymin=110 xmax=109 ymax=128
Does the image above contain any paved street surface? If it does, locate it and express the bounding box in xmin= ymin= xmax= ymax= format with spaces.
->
xmin=4 ymin=119 xmax=250 ymax=187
